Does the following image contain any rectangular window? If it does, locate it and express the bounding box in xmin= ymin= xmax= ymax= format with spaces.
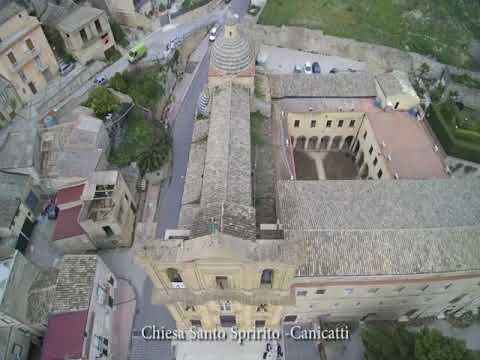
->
xmin=284 ymin=315 xmax=297 ymax=322
xmin=219 ymin=315 xmax=236 ymax=327
xmin=12 ymin=344 xmax=23 ymax=357
xmin=326 ymin=120 xmax=332 ymax=128
xmin=18 ymin=70 xmax=27 ymax=82
xmin=368 ymin=288 xmax=379 ymax=294
xmin=25 ymin=38 xmax=34 ymax=50
xmin=95 ymin=19 xmax=103 ymax=34
xmin=296 ymin=290 xmax=308 ymax=297
xmin=216 ymin=276 xmax=228 ymax=289
xmin=255 ymin=320 xmax=266 ymax=328
xmin=7 ymin=52 xmax=16 ymax=64
xmin=349 ymin=120 xmax=355 ymax=127
xmin=363 ymin=131 xmax=367 ymax=139
xmin=369 ymin=145 xmax=373 ymax=155
xmin=191 ymin=320 xmax=202 ymax=327
xmin=102 ymin=226 xmax=114 ymax=237
xmin=338 ymin=120 xmax=344 ymax=127
xmin=294 ymin=120 xmax=300 ymax=128
xmin=96 ymin=286 xmax=107 ymax=304
xmin=316 ymin=289 xmax=326 ymax=295
xmin=377 ymin=169 xmax=383 ymax=179
xmin=344 ymin=288 xmax=353 ymax=296
xmin=80 ymin=28 xmax=88 ymax=43
xmin=28 ymin=82 xmax=37 ymax=94
xmin=373 ymin=157 xmax=378 ymax=166
xmin=310 ymin=120 xmax=316 ymax=128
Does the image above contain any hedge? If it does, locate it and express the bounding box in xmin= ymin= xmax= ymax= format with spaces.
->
xmin=427 ymin=105 xmax=480 ymax=163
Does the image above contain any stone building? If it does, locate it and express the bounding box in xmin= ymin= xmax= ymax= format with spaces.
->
xmin=134 ymin=19 xmax=480 ymax=332
xmin=0 ymin=248 xmax=57 ymax=337
xmin=0 ymin=75 xmax=22 ymax=127
xmin=39 ymin=107 xmax=111 ymax=191
xmin=375 ymin=70 xmax=420 ymax=111
xmin=270 ymin=73 xmax=446 ymax=180
xmin=52 ymin=170 xmax=136 ymax=253
xmin=56 ymin=6 xmax=116 ymax=65
xmin=0 ymin=3 xmax=58 ymax=103
xmin=41 ymin=255 xmax=118 ymax=360
xmin=0 ymin=171 xmax=43 ymax=252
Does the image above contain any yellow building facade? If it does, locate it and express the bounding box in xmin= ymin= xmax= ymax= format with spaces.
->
xmin=0 ymin=3 xmax=58 ymax=103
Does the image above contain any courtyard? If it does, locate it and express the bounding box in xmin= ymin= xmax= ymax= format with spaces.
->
xmin=294 ymin=151 xmax=358 ymax=180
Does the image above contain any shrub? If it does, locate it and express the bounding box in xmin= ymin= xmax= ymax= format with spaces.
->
xmin=110 ymin=21 xmax=129 ymax=48
xmin=110 ymin=72 xmax=129 ymax=93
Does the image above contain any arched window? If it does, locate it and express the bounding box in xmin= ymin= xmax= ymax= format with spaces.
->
xmin=166 ymin=268 xmax=183 ymax=285
xmin=260 ymin=269 xmax=273 ymax=288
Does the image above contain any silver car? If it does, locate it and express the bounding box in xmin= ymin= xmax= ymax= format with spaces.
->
xmin=59 ymin=62 xmax=75 ymax=76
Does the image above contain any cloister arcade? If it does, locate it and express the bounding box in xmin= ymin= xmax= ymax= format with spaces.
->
xmin=291 ymin=135 xmax=354 ymax=152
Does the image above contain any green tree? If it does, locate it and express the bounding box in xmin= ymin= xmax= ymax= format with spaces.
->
xmin=362 ymin=324 xmax=415 ymax=360
xmin=137 ymin=127 xmax=171 ymax=174
xmin=110 ymin=72 xmax=129 ymax=93
xmin=415 ymin=328 xmax=472 ymax=360
xmin=85 ymin=87 xmax=119 ymax=116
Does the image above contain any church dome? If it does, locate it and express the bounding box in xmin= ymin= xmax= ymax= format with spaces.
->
xmin=211 ymin=15 xmax=253 ymax=74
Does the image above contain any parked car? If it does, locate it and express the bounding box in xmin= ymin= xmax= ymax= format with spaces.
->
xmin=312 ymin=62 xmax=321 ymax=74
xmin=59 ymin=62 xmax=75 ymax=76
xmin=94 ymin=75 xmax=107 ymax=86
xmin=209 ymin=27 xmax=217 ymax=42
xmin=294 ymin=65 xmax=302 ymax=73
xmin=304 ymin=62 xmax=313 ymax=74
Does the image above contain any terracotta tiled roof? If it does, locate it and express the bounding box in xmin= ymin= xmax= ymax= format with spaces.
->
xmin=41 ymin=310 xmax=88 ymax=360
xmin=56 ymin=184 xmax=85 ymax=205
xmin=52 ymin=205 xmax=85 ymax=241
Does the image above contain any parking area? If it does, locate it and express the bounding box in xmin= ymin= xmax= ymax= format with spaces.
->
xmin=258 ymin=45 xmax=366 ymax=74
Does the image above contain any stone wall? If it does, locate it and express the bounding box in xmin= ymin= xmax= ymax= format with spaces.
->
xmin=109 ymin=10 xmax=156 ymax=31
xmin=170 ymin=0 xmax=222 ymax=26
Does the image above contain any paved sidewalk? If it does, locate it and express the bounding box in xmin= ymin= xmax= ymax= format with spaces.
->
xmin=166 ymin=38 xmax=210 ymax=125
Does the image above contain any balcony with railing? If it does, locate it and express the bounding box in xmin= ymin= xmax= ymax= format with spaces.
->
xmin=10 ymin=48 xmax=40 ymax=72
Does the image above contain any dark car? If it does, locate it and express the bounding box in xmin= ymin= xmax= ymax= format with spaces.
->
xmin=312 ymin=62 xmax=321 ymax=74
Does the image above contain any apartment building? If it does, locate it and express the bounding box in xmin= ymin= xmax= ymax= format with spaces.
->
xmin=56 ymin=6 xmax=116 ymax=65
xmin=41 ymin=255 xmax=117 ymax=360
xmin=0 ymin=3 xmax=58 ymax=103
xmin=0 ymin=75 xmax=22 ymax=126
xmin=0 ymin=171 xmax=43 ymax=252
xmin=52 ymin=170 xmax=136 ymax=253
